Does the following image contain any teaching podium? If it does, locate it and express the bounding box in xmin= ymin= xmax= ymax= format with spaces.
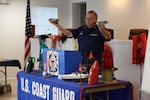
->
xmin=0 ymin=59 xmax=21 ymax=94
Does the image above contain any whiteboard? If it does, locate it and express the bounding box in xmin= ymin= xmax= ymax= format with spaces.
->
xmin=141 ymin=25 xmax=150 ymax=94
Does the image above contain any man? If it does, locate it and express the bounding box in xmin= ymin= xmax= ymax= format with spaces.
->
xmin=49 ymin=10 xmax=111 ymax=66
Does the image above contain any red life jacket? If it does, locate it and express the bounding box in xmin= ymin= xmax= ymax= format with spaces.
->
xmin=101 ymin=44 xmax=114 ymax=69
xmin=132 ymin=32 xmax=147 ymax=64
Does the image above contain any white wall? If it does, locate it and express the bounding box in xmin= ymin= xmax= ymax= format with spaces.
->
xmin=0 ymin=0 xmax=26 ymax=79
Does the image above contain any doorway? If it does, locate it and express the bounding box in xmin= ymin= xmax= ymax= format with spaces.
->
xmin=72 ymin=2 xmax=86 ymax=28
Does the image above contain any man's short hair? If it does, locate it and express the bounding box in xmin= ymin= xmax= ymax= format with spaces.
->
xmin=87 ymin=10 xmax=98 ymax=18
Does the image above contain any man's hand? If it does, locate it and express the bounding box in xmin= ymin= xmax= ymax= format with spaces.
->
xmin=97 ymin=24 xmax=111 ymax=40
xmin=97 ymin=24 xmax=105 ymax=32
xmin=49 ymin=18 xmax=61 ymax=30
xmin=48 ymin=18 xmax=73 ymax=38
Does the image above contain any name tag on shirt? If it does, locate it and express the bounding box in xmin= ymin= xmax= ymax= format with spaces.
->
xmin=90 ymin=34 xmax=98 ymax=37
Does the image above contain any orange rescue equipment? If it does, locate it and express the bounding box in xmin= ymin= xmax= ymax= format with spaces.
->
xmin=88 ymin=60 xmax=100 ymax=85
xmin=132 ymin=32 xmax=147 ymax=64
xmin=101 ymin=44 xmax=114 ymax=69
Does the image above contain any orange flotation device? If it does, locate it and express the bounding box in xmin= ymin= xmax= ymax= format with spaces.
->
xmin=101 ymin=44 xmax=114 ymax=69
xmin=132 ymin=32 xmax=147 ymax=64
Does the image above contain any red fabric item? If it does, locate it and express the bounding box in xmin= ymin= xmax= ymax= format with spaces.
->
xmin=132 ymin=32 xmax=147 ymax=64
xmin=79 ymin=63 xmax=82 ymax=72
xmin=88 ymin=50 xmax=94 ymax=59
xmin=51 ymin=35 xmax=62 ymax=48
xmin=101 ymin=44 xmax=114 ymax=69
xmin=88 ymin=60 xmax=100 ymax=85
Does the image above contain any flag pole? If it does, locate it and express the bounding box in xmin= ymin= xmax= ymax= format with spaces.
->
xmin=24 ymin=0 xmax=32 ymax=71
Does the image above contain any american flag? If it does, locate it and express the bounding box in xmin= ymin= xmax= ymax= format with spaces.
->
xmin=24 ymin=0 xmax=32 ymax=70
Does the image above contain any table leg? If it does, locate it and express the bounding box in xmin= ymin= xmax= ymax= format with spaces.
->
xmin=106 ymin=91 xmax=109 ymax=100
xmin=89 ymin=93 xmax=92 ymax=100
xmin=4 ymin=66 xmax=11 ymax=93
xmin=5 ymin=66 xmax=7 ymax=85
